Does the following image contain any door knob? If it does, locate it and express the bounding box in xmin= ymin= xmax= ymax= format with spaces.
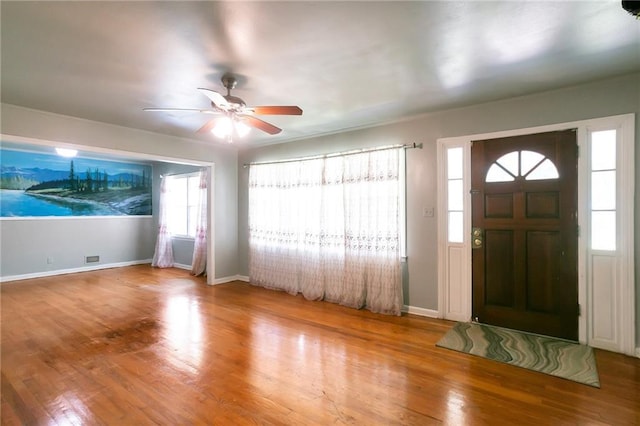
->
xmin=472 ymin=227 xmax=483 ymax=248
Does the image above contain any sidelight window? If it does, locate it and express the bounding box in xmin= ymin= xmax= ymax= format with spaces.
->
xmin=590 ymin=130 xmax=617 ymax=251
xmin=447 ymin=147 xmax=464 ymax=243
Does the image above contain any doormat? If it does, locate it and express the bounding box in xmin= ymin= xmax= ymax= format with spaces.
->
xmin=436 ymin=322 xmax=600 ymax=387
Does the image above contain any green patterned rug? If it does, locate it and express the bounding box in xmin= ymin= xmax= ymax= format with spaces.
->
xmin=436 ymin=322 xmax=600 ymax=387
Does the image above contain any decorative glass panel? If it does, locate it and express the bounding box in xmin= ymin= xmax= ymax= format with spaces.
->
xmin=496 ymin=151 xmax=519 ymax=176
xmin=487 ymin=150 xmax=559 ymax=182
xmin=591 ymin=211 xmax=616 ymax=251
xmin=448 ymin=179 xmax=463 ymax=211
xmin=591 ymin=170 xmax=616 ymax=210
xmin=525 ymin=159 xmax=559 ymax=180
xmin=447 ymin=147 xmax=463 ymax=179
xmin=520 ymin=150 xmax=544 ymax=176
xmin=448 ymin=211 xmax=463 ymax=243
xmin=486 ymin=164 xmax=515 ymax=182
xmin=591 ymin=130 xmax=616 ymax=171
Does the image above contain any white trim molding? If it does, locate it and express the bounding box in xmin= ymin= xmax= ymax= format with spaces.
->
xmin=2 ymin=263 xmax=253 ymax=287
xmin=206 ymin=163 xmax=215 ymax=285
xmin=0 ymin=259 xmax=152 ymax=283
xmin=214 ymin=275 xmax=249 ymax=284
xmin=164 ymin=266 xmax=248 ymax=285
xmin=436 ymin=114 xmax=635 ymax=356
xmin=172 ymin=263 xmax=191 ymax=271
xmin=403 ymin=305 xmax=439 ymax=318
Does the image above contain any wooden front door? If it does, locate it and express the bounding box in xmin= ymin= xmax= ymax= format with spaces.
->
xmin=471 ymin=130 xmax=578 ymax=341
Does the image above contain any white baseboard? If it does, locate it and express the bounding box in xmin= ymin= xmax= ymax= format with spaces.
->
xmin=636 ymin=347 xmax=640 ymax=359
xmin=403 ymin=305 xmax=439 ymax=318
xmin=0 ymin=259 xmax=152 ymax=283
xmin=171 ymin=267 xmax=248 ymax=285
xmin=173 ymin=263 xmax=191 ymax=271
xmin=213 ymin=274 xmax=249 ymax=285
xmin=1 ymin=264 xmax=252 ymax=286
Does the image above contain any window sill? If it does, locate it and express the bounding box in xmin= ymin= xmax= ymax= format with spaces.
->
xmin=171 ymin=235 xmax=195 ymax=241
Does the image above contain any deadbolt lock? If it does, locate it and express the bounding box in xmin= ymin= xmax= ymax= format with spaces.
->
xmin=472 ymin=227 xmax=483 ymax=248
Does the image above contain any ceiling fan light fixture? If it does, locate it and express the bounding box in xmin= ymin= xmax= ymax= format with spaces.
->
xmin=235 ymin=120 xmax=251 ymax=137
xmin=211 ymin=117 xmax=251 ymax=140
xmin=211 ymin=117 xmax=232 ymax=138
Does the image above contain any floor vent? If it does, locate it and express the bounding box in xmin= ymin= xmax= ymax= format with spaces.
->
xmin=85 ymin=255 xmax=100 ymax=263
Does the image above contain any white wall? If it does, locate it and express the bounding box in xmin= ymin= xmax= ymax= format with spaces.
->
xmin=0 ymin=104 xmax=239 ymax=279
xmin=237 ymin=73 xmax=640 ymax=343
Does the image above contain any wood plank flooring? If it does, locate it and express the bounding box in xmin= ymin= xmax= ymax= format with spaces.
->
xmin=1 ymin=265 xmax=638 ymax=425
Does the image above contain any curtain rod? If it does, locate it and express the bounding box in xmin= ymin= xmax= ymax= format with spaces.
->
xmin=243 ymin=142 xmax=422 ymax=168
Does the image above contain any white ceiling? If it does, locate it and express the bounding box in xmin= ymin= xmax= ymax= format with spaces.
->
xmin=2 ymin=1 xmax=639 ymax=148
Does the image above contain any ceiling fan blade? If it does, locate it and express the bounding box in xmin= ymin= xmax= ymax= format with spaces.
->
xmin=196 ymin=118 xmax=221 ymax=134
xmin=249 ymin=106 xmax=303 ymax=116
xmin=239 ymin=115 xmax=282 ymax=135
xmin=197 ymin=88 xmax=229 ymax=108
xmin=143 ymin=107 xmax=219 ymax=114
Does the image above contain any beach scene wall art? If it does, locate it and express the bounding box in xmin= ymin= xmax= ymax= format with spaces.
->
xmin=1 ymin=148 xmax=152 ymax=217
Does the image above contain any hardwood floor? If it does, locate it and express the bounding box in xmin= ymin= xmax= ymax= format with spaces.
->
xmin=1 ymin=266 xmax=638 ymax=425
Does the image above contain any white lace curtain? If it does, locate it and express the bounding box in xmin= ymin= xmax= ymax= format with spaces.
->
xmin=152 ymin=175 xmax=174 ymax=268
xmin=249 ymin=148 xmax=403 ymax=315
xmin=191 ymin=168 xmax=208 ymax=276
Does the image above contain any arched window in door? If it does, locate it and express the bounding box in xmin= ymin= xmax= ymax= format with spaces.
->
xmin=486 ymin=150 xmax=559 ymax=182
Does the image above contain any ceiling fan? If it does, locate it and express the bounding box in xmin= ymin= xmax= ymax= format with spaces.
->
xmin=143 ymin=73 xmax=303 ymax=142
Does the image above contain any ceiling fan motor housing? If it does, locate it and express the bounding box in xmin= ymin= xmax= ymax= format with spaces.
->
xmin=221 ymin=74 xmax=238 ymax=90
xmin=221 ymin=74 xmax=245 ymax=109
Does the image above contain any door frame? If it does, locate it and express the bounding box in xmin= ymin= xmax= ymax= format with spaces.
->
xmin=436 ymin=114 xmax=635 ymax=355
xmin=0 ymin=133 xmax=217 ymax=285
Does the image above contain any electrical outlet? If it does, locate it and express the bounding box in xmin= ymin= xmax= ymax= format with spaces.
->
xmin=422 ymin=207 xmax=434 ymax=217
xmin=46 ymin=256 xmax=54 ymax=264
